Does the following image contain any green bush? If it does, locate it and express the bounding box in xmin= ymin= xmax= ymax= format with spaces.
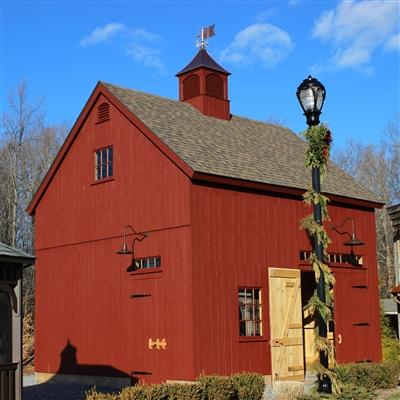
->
xmin=167 ymin=383 xmax=201 ymax=400
xmin=334 ymin=361 xmax=400 ymax=390
xmin=197 ymin=375 xmax=236 ymax=400
xmin=147 ymin=384 xmax=170 ymax=400
xmin=230 ymin=372 xmax=265 ymax=400
xmin=296 ymin=384 xmax=377 ymax=400
xmin=85 ymin=372 xmax=267 ymax=400
xmin=86 ymin=388 xmax=118 ymax=400
xmin=334 ymin=385 xmax=376 ymax=400
xmin=381 ymin=312 xmax=400 ymax=362
xmin=116 ymin=385 xmax=147 ymax=400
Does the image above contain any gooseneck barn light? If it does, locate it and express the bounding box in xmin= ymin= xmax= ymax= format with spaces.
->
xmin=116 ymin=225 xmax=149 ymax=272
xmin=331 ymin=217 xmax=365 ymax=247
xmin=296 ymin=75 xmax=330 ymax=394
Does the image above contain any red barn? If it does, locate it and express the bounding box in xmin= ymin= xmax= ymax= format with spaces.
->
xmin=27 ymin=49 xmax=382 ymax=387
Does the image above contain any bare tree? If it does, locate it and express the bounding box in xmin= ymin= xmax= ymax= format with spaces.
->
xmin=1 ymin=81 xmax=68 ymax=366
xmin=0 ymin=81 xmax=43 ymax=248
xmin=333 ymin=115 xmax=400 ymax=297
xmin=0 ymin=82 xmax=67 ymax=252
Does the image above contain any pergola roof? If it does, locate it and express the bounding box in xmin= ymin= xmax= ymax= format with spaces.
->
xmin=0 ymin=242 xmax=35 ymax=267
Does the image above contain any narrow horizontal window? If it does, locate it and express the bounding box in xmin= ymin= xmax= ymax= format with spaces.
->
xmin=94 ymin=146 xmax=113 ymax=181
xmin=134 ymin=256 xmax=161 ymax=271
xmin=238 ymin=288 xmax=262 ymax=337
xmin=299 ymin=250 xmax=363 ymax=267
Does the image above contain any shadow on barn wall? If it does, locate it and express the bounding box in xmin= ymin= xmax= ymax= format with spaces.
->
xmin=57 ymin=339 xmax=136 ymax=381
xmin=23 ymin=340 xmax=136 ymax=399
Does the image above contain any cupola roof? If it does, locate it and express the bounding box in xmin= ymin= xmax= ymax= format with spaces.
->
xmin=176 ymin=49 xmax=230 ymax=76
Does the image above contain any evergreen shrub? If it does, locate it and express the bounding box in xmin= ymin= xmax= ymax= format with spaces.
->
xmin=334 ymin=361 xmax=400 ymax=390
xmin=86 ymin=372 xmax=266 ymax=400
xmin=197 ymin=375 xmax=236 ymax=400
xmin=230 ymin=372 xmax=265 ymax=400
xmin=381 ymin=312 xmax=400 ymax=362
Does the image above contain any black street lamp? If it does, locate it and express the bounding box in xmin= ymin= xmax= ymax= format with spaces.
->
xmin=296 ymin=75 xmax=326 ymax=126
xmin=297 ymin=75 xmax=331 ymax=393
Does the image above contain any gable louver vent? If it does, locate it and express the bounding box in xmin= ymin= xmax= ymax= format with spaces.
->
xmin=206 ymin=74 xmax=224 ymax=99
xmin=183 ymin=74 xmax=200 ymax=100
xmin=97 ymin=102 xmax=110 ymax=124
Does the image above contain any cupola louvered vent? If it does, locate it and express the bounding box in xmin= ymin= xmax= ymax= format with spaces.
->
xmin=97 ymin=102 xmax=110 ymax=124
xmin=206 ymin=74 xmax=224 ymax=99
xmin=183 ymin=74 xmax=200 ymax=100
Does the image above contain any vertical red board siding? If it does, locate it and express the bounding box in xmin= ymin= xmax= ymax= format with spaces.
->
xmin=34 ymin=95 xmax=195 ymax=383
xmin=190 ymin=184 xmax=381 ymax=378
xmin=33 ymin=90 xmax=382 ymax=384
xmin=190 ymin=184 xmax=310 ymax=377
xmin=331 ymin=208 xmax=381 ymax=363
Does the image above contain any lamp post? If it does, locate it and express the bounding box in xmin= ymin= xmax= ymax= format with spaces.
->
xmin=296 ymin=75 xmax=331 ymax=393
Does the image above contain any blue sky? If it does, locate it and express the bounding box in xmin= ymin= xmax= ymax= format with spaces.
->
xmin=1 ymin=0 xmax=399 ymax=149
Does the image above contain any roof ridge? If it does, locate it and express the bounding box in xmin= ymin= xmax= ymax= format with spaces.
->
xmin=101 ymin=81 xmax=184 ymax=107
xmin=102 ymin=81 xmax=297 ymax=131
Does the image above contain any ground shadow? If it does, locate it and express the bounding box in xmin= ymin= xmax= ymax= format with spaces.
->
xmin=23 ymin=340 xmax=137 ymax=400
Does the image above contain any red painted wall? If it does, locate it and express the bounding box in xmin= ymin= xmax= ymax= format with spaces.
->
xmin=178 ymin=69 xmax=230 ymax=120
xmin=33 ymin=89 xmax=381 ymax=385
xmin=190 ymin=183 xmax=381 ymax=377
xmin=34 ymin=93 xmax=195 ymax=383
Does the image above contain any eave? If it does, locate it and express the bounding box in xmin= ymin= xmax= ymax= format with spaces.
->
xmin=192 ymin=172 xmax=384 ymax=210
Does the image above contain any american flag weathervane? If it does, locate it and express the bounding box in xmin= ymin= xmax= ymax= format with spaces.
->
xmin=196 ymin=24 xmax=215 ymax=49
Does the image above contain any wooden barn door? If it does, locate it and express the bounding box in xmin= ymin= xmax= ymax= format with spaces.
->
xmin=269 ymin=268 xmax=305 ymax=382
xmin=334 ymin=269 xmax=380 ymax=363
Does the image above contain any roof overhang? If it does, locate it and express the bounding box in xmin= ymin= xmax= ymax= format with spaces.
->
xmin=0 ymin=255 xmax=35 ymax=268
xmin=192 ymin=171 xmax=384 ymax=210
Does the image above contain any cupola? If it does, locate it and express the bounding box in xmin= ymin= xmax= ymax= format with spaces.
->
xmin=176 ymin=49 xmax=231 ymax=120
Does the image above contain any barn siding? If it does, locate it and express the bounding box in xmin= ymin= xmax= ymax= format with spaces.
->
xmin=34 ymin=95 xmax=195 ymax=383
xmin=190 ymin=183 xmax=381 ymax=378
xmin=33 ymin=90 xmax=381 ymax=384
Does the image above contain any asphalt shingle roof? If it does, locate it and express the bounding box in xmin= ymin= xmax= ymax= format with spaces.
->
xmin=176 ymin=49 xmax=230 ymax=76
xmin=104 ymin=82 xmax=381 ymax=204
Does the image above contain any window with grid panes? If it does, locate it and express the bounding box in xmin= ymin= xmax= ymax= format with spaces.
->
xmin=134 ymin=256 xmax=161 ymax=270
xmin=94 ymin=146 xmax=113 ymax=181
xmin=238 ymin=288 xmax=262 ymax=336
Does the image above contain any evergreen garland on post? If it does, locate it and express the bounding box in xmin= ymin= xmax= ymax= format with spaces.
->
xmin=301 ymin=124 xmax=337 ymax=388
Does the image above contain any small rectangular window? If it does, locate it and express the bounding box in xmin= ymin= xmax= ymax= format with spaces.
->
xmin=299 ymin=250 xmax=363 ymax=267
xmin=94 ymin=146 xmax=113 ymax=181
xmin=133 ymin=256 xmax=161 ymax=271
xmin=238 ymin=288 xmax=262 ymax=337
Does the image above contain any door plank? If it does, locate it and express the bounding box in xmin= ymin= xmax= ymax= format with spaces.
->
xmin=269 ymin=268 xmax=305 ymax=382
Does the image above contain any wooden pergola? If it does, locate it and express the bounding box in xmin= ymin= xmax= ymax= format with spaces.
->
xmin=0 ymin=242 xmax=34 ymax=400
